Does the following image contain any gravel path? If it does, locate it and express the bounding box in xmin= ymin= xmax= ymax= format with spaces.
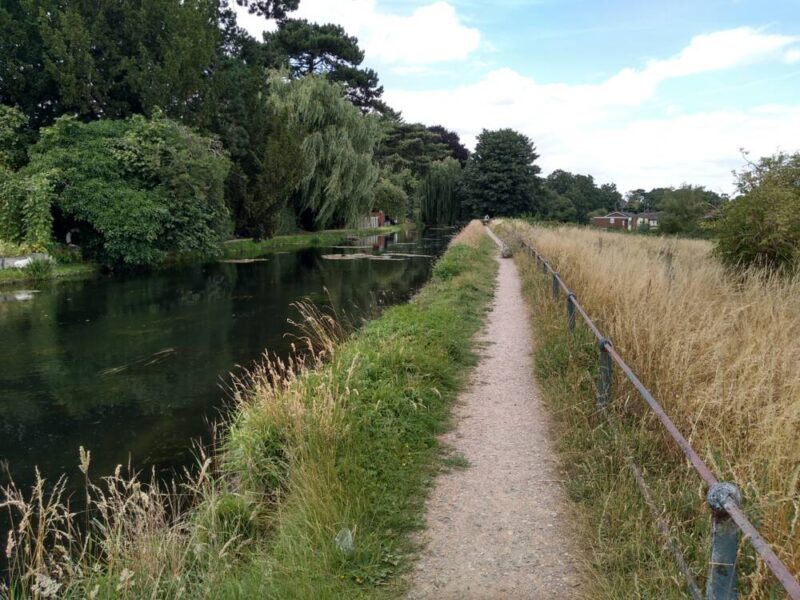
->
xmin=407 ymin=231 xmax=582 ymax=599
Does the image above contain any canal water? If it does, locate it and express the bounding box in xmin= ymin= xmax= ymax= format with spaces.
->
xmin=0 ymin=229 xmax=450 ymax=495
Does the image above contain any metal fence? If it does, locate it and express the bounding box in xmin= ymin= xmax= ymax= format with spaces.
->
xmin=514 ymin=237 xmax=800 ymax=600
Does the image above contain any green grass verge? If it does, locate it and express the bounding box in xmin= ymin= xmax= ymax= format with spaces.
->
xmin=0 ymin=262 xmax=96 ymax=287
xmin=221 ymin=225 xmax=405 ymax=259
xmin=218 ymin=235 xmax=497 ymax=598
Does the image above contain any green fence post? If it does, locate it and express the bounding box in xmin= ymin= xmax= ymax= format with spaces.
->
xmin=706 ymin=483 xmax=742 ymax=600
xmin=597 ymin=339 xmax=613 ymax=408
xmin=567 ymin=293 xmax=576 ymax=332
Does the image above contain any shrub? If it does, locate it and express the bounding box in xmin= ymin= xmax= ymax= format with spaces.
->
xmin=13 ymin=112 xmax=231 ymax=266
xmin=714 ymin=152 xmax=800 ymax=271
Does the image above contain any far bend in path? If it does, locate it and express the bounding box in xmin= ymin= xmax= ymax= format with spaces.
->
xmin=407 ymin=228 xmax=582 ymax=599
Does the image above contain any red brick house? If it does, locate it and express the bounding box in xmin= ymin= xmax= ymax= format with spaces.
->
xmin=591 ymin=211 xmax=660 ymax=231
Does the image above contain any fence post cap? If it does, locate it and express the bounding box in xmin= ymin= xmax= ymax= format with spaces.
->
xmin=599 ymin=338 xmax=612 ymax=351
xmin=707 ymin=482 xmax=742 ymax=513
xmin=567 ymin=292 xmax=577 ymax=300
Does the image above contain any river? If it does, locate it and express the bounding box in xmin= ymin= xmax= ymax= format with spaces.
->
xmin=0 ymin=229 xmax=450 ymax=494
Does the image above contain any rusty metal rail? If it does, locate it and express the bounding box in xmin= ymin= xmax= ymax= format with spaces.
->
xmin=516 ymin=239 xmax=800 ymax=600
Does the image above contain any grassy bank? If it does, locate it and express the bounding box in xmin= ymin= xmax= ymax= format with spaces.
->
xmin=221 ymin=225 xmax=405 ymax=259
xmin=0 ymin=226 xmax=404 ymax=287
xmin=2 ymin=221 xmax=496 ymax=599
xmin=0 ymin=262 xmax=96 ymax=287
xmin=495 ymin=220 xmax=799 ymax=599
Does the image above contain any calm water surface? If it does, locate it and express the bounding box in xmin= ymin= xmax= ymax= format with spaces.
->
xmin=0 ymin=230 xmax=449 ymax=492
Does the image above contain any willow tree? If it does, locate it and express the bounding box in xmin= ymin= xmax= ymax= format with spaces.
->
xmin=270 ymin=75 xmax=380 ymax=229
xmin=419 ymin=157 xmax=462 ymax=226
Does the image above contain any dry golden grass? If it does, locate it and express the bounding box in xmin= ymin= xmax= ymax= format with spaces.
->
xmin=450 ymin=219 xmax=487 ymax=247
xmin=499 ymin=221 xmax=800 ymax=595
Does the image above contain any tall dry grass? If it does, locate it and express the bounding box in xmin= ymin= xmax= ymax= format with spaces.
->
xmin=450 ymin=219 xmax=487 ymax=247
xmin=500 ymin=221 xmax=800 ymax=595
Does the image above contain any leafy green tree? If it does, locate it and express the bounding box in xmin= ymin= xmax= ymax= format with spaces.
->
xmin=373 ymin=175 xmax=408 ymax=222
xmin=659 ymin=185 xmax=717 ymax=236
xmin=462 ymin=129 xmax=541 ymax=217
xmin=376 ymin=119 xmax=449 ymax=178
xmin=541 ymin=170 xmax=620 ymax=223
xmin=427 ymin=125 xmax=470 ymax=166
xmin=268 ymin=19 xmax=385 ymax=113
xmin=715 ymin=152 xmax=800 ymax=271
xmin=232 ymin=0 xmax=298 ymax=19
xmin=270 ymin=75 xmax=380 ymax=229
xmin=9 ymin=113 xmax=231 ymax=265
xmin=420 ymin=158 xmax=462 ymax=226
xmin=0 ymin=105 xmax=30 ymax=170
xmin=0 ymin=0 xmax=219 ymax=125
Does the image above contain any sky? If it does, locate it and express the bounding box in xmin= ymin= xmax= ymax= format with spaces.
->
xmin=235 ymin=0 xmax=800 ymax=194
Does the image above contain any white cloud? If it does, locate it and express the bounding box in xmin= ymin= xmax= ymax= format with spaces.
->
xmin=385 ymin=27 xmax=800 ymax=192
xmin=784 ymin=48 xmax=800 ymax=64
xmin=234 ymin=1 xmax=481 ymax=65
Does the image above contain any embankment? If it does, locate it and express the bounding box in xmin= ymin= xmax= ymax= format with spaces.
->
xmin=2 ymin=221 xmax=497 ymax=599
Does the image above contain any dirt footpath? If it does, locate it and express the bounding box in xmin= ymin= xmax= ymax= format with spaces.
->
xmin=407 ymin=231 xmax=582 ymax=599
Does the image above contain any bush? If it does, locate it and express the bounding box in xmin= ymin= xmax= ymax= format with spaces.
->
xmin=12 ymin=112 xmax=231 ymax=266
xmin=715 ymin=152 xmax=800 ymax=271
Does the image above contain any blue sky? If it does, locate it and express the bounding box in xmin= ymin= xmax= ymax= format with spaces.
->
xmin=236 ymin=0 xmax=800 ymax=193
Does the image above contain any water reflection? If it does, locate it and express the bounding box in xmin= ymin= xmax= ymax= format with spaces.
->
xmin=0 ymin=230 xmax=450 ymax=492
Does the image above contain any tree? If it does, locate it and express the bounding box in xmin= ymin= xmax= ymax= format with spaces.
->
xmin=659 ymin=185 xmax=718 ymax=236
xmin=6 ymin=113 xmax=231 ymax=265
xmin=268 ymin=19 xmax=385 ymax=113
xmin=540 ymin=170 xmax=620 ymax=223
xmin=419 ymin=158 xmax=462 ymax=226
xmin=376 ymin=119 xmax=450 ymax=177
xmin=427 ymin=125 xmax=470 ymax=166
xmin=0 ymin=0 xmax=220 ymax=126
xmin=373 ymin=176 xmax=408 ymax=223
xmin=715 ymin=152 xmax=800 ymax=271
xmin=270 ymin=75 xmax=381 ymax=229
xmin=232 ymin=0 xmax=298 ymax=20
xmin=462 ymin=129 xmax=541 ymax=217
xmin=0 ymin=105 xmax=30 ymax=170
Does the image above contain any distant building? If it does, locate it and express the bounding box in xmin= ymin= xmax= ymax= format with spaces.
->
xmin=359 ymin=211 xmax=386 ymax=229
xmin=591 ymin=211 xmax=660 ymax=231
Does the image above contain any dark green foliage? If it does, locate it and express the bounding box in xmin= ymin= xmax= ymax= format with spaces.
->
xmin=269 ymin=18 xmax=385 ymax=113
xmin=624 ymin=186 xmax=725 ymax=215
xmin=420 ymin=158 xmax=463 ymax=226
xmin=232 ymin=0 xmax=299 ymax=19
xmin=427 ymin=125 xmax=470 ymax=166
xmin=715 ymin=152 xmax=800 ymax=271
xmin=0 ymin=105 xmax=31 ymax=170
xmin=540 ymin=170 xmax=621 ymax=223
xmin=658 ymin=185 xmax=718 ymax=236
xmin=377 ymin=119 xmax=450 ymax=177
xmin=462 ymin=128 xmax=541 ymax=217
xmin=14 ymin=113 xmax=230 ymax=265
xmin=0 ymin=0 xmax=219 ymax=126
